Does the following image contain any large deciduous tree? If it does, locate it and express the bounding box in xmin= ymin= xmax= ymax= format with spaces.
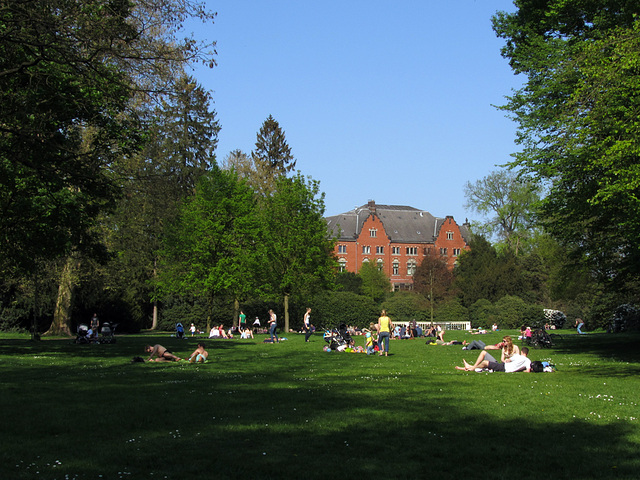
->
xmin=464 ymin=169 xmax=541 ymax=255
xmin=158 ymin=167 xmax=259 ymax=332
xmin=358 ymin=262 xmax=391 ymax=304
xmin=493 ymin=1 xmax=640 ymax=287
xmin=257 ymin=174 xmax=337 ymax=331
xmin=413 ymin=251 xmax=454 ymax=322
xmin=102 ymin=74 xmax=220 ymax=331
xmin=1 ymin=0 xmax=216 ymax=273
xmin=1 ymin=0 xmax=217 ymax=334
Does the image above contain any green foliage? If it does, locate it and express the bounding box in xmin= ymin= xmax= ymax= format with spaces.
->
xmin=257 ymin=173 xmax=337 ymax=301
xmin=158 ymin=296 xmax=210 ymax=332
xmin=358 ymin=261 xmax=391 ymax=303
xmin=334 ymin=271 xmax=363 ymax=295
xmin=493 ymin=295 xmax=527 ymax=329
xmin=493 ymin=2 xmax=640 ymax=287
xmin=159 ymin=167 xmax=259 ymax=310
xmin=433 ymin=297 xmax=468 ymax=323
xmin=413 ymin=250 xmax=454 ymax=321
xmin=104 ymin=74 xmax=220 ymax=330
xmin=468 ymin=299 xmax=498 ymax=329
xmin=464 ymin=169 xmax=541 ymax=255
xmin=493 ymin=295 xmax=543 ymax=330
xmin=251 ymin=115 xmax=296 ymax=195
xmin=0 ymin=0 xmax=217 ymax=274
xmin=309 ymin=291 xmax=379 ymax=330
xmin=454 ymin=235 xmax=527 ymax=307
xmin=381 ymin=292 xmax=429 ymax=322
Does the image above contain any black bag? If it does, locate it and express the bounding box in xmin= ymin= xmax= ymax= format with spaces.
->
xmin=530 ymin=360 xmax=544 ymax=373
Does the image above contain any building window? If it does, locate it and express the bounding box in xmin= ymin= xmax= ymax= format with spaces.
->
xmin=362 ymin=245 xmax=371 ymax=254
xmin=447 ymin=231 xmax=454 ymax=240
xmin=338 ymin=259 xmax=347 ymax=272
xmin=440 ymin=247 xmax=448 ymax=256
xmin=407 ymin=260 xmax=417 ymax=276
xmin=392 ymin=246 xmax=400 ymax=255
xmin=406 ymin=247 xmax=417 ymax=256
xmin=392 ymin=261 xmax=399 ymax=275
xmin=377 ymin=259 xmax=384 ymax=271
xmin=369 ymin=228 xmax=377 ymax=238
xmin=338 ymin=245 xmax=347 ymax=254
xmin=376 ymin=246 xmax=384 ymax=254
xmin=453 ymin=248 xmax=461 ymax=256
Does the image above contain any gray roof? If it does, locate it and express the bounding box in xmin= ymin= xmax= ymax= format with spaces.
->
xmin=326 ymin=203 xmax=469 ymax=243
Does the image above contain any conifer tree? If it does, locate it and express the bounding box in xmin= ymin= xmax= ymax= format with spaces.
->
xmin=251 ymin=115 xmax=296 ymax=195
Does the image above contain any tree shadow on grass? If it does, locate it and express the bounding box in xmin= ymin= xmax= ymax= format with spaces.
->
xmin=544 ymin=333 xmax=640 ymax=365
xmin=1 ymin=345 xmax=639 ymax=480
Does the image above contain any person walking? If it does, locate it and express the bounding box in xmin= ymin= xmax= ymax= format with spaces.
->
xmin=377 ymin=309 xmax=393 ymax=357
xmin=303 ymin=307 xmax=313 ymax=342
xmin=575 ymin=318 xmax=585 ymax=334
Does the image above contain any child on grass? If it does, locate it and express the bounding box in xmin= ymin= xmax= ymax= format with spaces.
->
xmin=188 ymin=343 xmax=208 ymax=363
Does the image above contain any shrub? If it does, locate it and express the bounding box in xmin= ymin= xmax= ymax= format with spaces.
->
xmin=310 ymin=291 xmax=379 ymax=330
xmin=468 ymin=299 xmax=497 ymax=328
xmin=381 ymin=292 xmax=429 ymax=323
xmin=434 ymin=298 xmax=468 ymax=323
xmin=494 ymin=295 xmax=529 ymax=329
xmin=158 ymin=296 xmax=209 ymax=331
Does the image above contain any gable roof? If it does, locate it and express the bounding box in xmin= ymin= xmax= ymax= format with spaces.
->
xmin=326 ymin=202 xmax=470 ymax=243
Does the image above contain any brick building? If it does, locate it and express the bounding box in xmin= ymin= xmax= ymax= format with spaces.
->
xmin=326 ymin=201 xmax=471 ymax=290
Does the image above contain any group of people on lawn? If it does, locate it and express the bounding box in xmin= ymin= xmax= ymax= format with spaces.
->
xmin=455 ymin=335 xmax=532 ymax=373
xmin=145 ymin=305 xmax=534 ymax=372
xmin=144 ymin=343 xmax=209 ymax=363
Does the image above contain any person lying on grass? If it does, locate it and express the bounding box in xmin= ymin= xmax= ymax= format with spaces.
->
xmin=455 ymin=346 xmax=532 ymax=373
xmin=188 ymin=343 xmax=208 ymax=363
xmin=145 ymin=344 xmax=182 ymax=362
xmin=463 ymin=339 xmax=510 ymax=350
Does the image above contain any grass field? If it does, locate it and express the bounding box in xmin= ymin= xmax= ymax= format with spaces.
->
xmin=1 ymin=329 xmax=639 ymax=480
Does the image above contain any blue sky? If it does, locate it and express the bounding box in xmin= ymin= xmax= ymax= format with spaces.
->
xmin=189 ymin=1 xmax=522 ymax=223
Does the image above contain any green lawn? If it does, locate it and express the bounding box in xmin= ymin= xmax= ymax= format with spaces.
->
xmin=1 ymin=330 xmax=639 ymax=479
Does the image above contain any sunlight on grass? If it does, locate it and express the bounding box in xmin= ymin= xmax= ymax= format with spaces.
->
xmin=1 ymin=331 xmax=639 ymax=479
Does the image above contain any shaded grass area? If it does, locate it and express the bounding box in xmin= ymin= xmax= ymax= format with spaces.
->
xmin=1 ymin=331 xmax=639 ymax=479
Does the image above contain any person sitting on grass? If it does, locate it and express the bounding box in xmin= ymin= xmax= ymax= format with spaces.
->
xmin=365 ymin=330 xmax=377 ymax=355
xmin=455 ymin=347 xmax=532 ymax=372
xmin=145 ymin=344 xmax=181 ymax=362
xmin=188 ymin=343 xmax=208 ymax=363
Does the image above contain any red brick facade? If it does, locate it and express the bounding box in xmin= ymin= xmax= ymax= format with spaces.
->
xmin=326 ymin=201 xmax=470 ymax=290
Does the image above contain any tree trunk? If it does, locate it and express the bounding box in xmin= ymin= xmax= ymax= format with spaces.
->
xmin=45 ymin=255 xmax=79 ymax=336
xmin=150 ymin=258 xmax=158 ymax=330
xmin=429 ymin=270 xmax=434 ymax=323
xmin=284 ymin=294 xmax=290 ymax=333
xmin=151 ymin=300 xmax=158 ymax=330
xmin=234 ymin=298 xmax=239 ymax=327
xmin=206 ymin=292 xmax=213 ymax=333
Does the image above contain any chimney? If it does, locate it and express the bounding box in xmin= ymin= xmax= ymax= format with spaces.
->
xmin=368 ymin=200 xmax=376 ymax=214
